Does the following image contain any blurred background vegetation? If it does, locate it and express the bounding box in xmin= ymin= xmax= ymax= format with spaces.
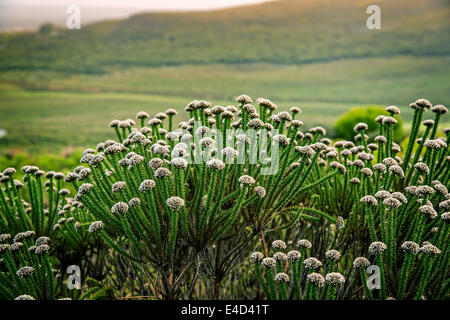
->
xmin=0 ymin=0 xmax=449 ymax=170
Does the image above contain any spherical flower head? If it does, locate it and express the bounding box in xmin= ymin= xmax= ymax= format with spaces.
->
xmin=289 ymin=106 xmax=301 ymax=114
xmin=401 ymin=241 xmax=420 ymax=255
xmin=385 ymin=105 xmax=400 ymax=115
xmin=250 ymin=252 xmax=264 ymax=262
xmin=261 ymin=257 xmax=276 ymax=268
xmin=17 ymin=266 xmax=34 ymax=278
xmin=354 ymin=122 xmax=368 ymax=132
xmin=165 ymin=108 xmax=177 ymax=116
xmin=441 ymin=212 xmax=450 ymax=222
xmin=360 ymin=195 xmax=378 ymax=207
xmin=139 ymin=179 xmax=156 ymax=192
xmin=389 ymin=165 xmax=404 ymax=178
xmin=272 ymin=240 xmax=287 ymax=250
xmin=166 ymin=131 xmax=180 ymax=141
xmin=415 ymin=98 xmax=432 ymax=110
xmin=128 ymin=197 xmax=141 ymax=208
xmin=392 ymin=192 xmax=407 ymax=204
xmin=154 ymin=167 xmax=172 ymax=179
xmin=303 ymin=257 xmax=322 ymax=270
xmin=375 ymin=190 xmax=391 ymax=200
xmin=78 ymin=183 xmax=94 ymax=196
xmin=340 ymin=149 xmax=352 ymax=158
xmin=13 ymin=232 xmax=27 ymax=243
xmin=383 ymin=197 xmax=402 ymax=209
xmin=382 ymin=157 xmax=398 ymax=167
xmin=254 ymin=186 xmax=266 ymax=198
xmin=295 ymin=146 xmax=315 ymax=158
xmin=353 ymin=257 xmax=370 ymax=269
xmin=297 ymin=239 xmax=312 ymax=249
xmin=350 ymin=177 xmax=361 ymax=185
xmin=236 ymin=94 xmax=253 ymax=104
xmin=421 ymin=244 xmax=441 ymax=255
xmin=147 ymin=118 xmax=162 ymax=127
xmin=441 ymin=200 xmax=450 ymax=210
xmin=166 ymin=196 xmax=185 ymax=210
xmin=431 ymin=104 xmax=447 ymax=114
xmin=88 ymin=221 xmax=104 ymax=233
xmin=0 ymin=243 xmax=10 ymax=253
xmin=0 ymin=233 xmax=11 ymax=242
xmin=419 ymin=205 xmax=437 ymax=219
xmin=375 ymin=115 xmax=385 ymax=123
xmin=35 ymin=244 xmax=50 ymax=255
xmin=59 ymin=188 xmax=71 ymax=196
xmin=200 ymin=137 xmax=215 ymax=148
xmin=9 ymin=242 xmax=23 ymax=252
xmin=221 ymin=147 xmax=239 ymax=160
xmin=274 ymin=272 xmax=290 ymax=283
xmin=273 ymin=134 xmax=290 ymax=147
xmin=369 ymin=242 xmax=387 ymax=255
xmin=239 ymin=175 xmax=255 ymax=186
xmin=287 ymin=250 xmax=301 ymax=262
xmin=415 ymin=185 xmax=435 ymax=197
xmin=374 ymin=135 xmax=387 ymax=144
xmin=382 ymin=116 xmax=397 ymax=125
xmin=243 ymin=104 xmax=257 ymax=114
xmin=414 ymin=162 xmax=430 ymax=175
xmin=360 ymin=168 xmax=373 ymax=177
xmin=207 ymin=159 xmax=225 ymax=170
xmin=170 ymin=157 xmax=188 ymax=169
xmin=247 ymin=118 xmax=265 ymax=129
xmin=307 ymin=273 xmax=325 ymax=287
xmin=112 ymin=181 xmax=126 ymax=193
xmin=35 ymin=236 xmax=50 ymax=246
xmin=424 ymin=139 xmax=443 ymax=150
xmin=422 ymin=119 xmax=434 ymax=128
xmin=325 ymin=272 xmax=345 ymax=285
xmin=275 ymin=111 xmax=291 ymax=122
xmin=434 ymin=184 xmax=448 ymax=196
xmin=325 ymin=249 xmax=341 ymax=261
xmin=111 ymin=202 xmax=129 ymax=214
xmin=273 ymin=252 xmax=288 ymax=262
xmin=330 ymin=162 xmax=347 ymax=175
xmin=136 ymin=111 xmax=150 ymax=119
xmin=15 ymin=295 xmax=35 ymax=300
xmin=3 ymin=167 xmax=16 ymax=176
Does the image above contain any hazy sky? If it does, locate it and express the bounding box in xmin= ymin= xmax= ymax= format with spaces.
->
xmin=1 ymin=0 xmax=269 ymax=10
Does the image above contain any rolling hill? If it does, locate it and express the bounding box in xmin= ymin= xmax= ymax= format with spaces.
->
xmin=0 ymin=0 xmax=449 ymax=73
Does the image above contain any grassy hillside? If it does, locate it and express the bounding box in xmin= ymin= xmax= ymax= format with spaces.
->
xmin=1 ymin=56 xmax=449 ymax=153
xmin=0 ymin=0 xmax=448 ymax=73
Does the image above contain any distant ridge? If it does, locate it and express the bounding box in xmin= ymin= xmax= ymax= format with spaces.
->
xmin=0 ymin=0 xmax=448 ymax=73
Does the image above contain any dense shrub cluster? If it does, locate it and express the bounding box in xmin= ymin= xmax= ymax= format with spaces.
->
xmin=0 ymin=96 xmax=448 ymax=300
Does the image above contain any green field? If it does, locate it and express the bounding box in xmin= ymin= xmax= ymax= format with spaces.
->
xmin=0 ymin=0 xmax=449 ymax=157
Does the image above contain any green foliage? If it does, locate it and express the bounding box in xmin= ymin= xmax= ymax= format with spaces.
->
xmin=0 ymin=95 xmax=449 ymax=300
xmin=334 ymin=106 xmax=404 ymax=141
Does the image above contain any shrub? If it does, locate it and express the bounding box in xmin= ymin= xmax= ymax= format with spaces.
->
xmin=0 ymin=96 xmax=448 ymax=300
xmin=334 ymin=106 xmax=404 ymax=142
